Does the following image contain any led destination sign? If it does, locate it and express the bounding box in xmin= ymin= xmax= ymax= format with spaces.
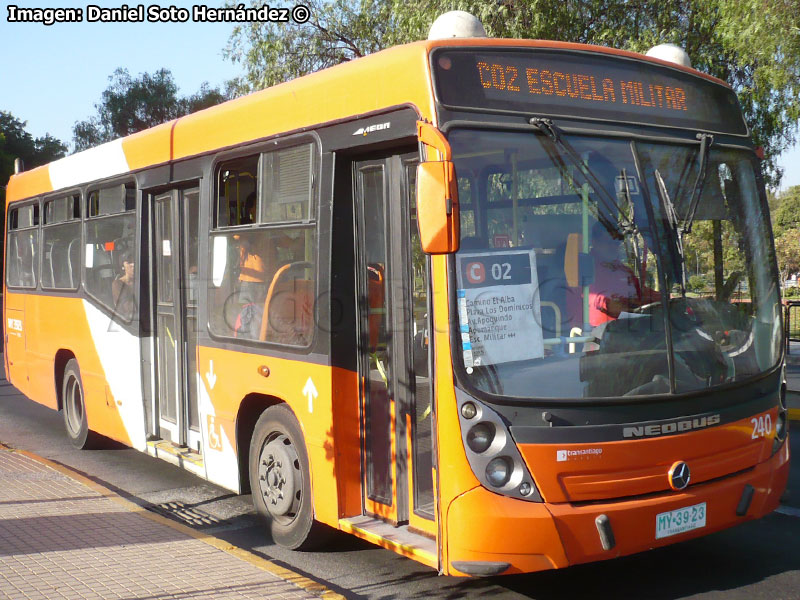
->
xmin=433 ymin=49 xmax=747 ymax=135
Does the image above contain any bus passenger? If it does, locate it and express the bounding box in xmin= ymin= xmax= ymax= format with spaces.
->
xmin=112 ymin=250 xmax=135 ymax=319
xmin=588 ymin=224 xmax=659 ymax=326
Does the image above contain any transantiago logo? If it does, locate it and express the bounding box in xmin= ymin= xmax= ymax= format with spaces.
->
xmin=353 ymin=122 xmax=391 ymax=136
xmin=556 ymin=448 xmax=603 ymax=462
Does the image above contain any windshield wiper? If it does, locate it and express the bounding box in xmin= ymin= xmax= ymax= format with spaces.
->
xmin=681 ymin=133 xmax=714 ymax=234
xmin=630 ymin=140 xmax=678 ymax=394
xmin=530 ymin=117 xmax=637 ymax=239
xmin=654 ymin=169 xmax=686 ymax=293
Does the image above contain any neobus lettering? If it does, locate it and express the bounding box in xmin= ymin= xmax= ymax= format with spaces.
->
xmin=623 ymin=414 xmax=721 ymax=438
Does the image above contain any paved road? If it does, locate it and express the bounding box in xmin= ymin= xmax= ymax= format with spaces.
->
xmin=1 ymin=374 xmax=799 ymax=600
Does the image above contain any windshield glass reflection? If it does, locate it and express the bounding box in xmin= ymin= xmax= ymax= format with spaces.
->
xmin=451 ymin=129 xmax=781 ymax=399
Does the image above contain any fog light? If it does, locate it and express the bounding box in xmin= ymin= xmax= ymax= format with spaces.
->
xmin=519 ymin=482 xmax=532 ymax=496
xmin=467 ymin=423 xmax=495 ymax=454
xmin=485 ymin=457 xmax=512 ymax=487
xmin=461 ymin=401 xmax=477 ymax=420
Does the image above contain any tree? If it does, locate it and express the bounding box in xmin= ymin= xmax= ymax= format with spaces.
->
xmin=774 ymin=228 xmax=800 ymax=286
xmin=225 ymin=0 xmax=800 ymax=186
xmin=1 ymin=112 xmax=68 ymax=273
xmin=772 ymin=185 xmax=800 ymax=236
xmin=73 ymin=68 xmax=228 ymax=151
xmin=1 ymin=111 xmax=68 ymax=205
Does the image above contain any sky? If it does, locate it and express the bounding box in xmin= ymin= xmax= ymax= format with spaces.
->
xmin=1 ymin=1 xmax=798 ymax=191
xmin=2 ymin=1 xmax=239 ymax=144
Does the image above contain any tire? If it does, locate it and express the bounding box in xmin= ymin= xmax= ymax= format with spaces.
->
xmin=62 ymin=359 xmax=99 ymax=449
xmin=249 ymin=404 xmax=332 ymax=550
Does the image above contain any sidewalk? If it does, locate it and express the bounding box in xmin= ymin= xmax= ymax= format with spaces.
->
xmin=0 ymin=445 xmax=336 ymax=600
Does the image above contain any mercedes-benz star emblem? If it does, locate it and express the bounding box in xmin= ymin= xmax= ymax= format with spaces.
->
xmin=668 ymin=461 xmax=691 ymax=491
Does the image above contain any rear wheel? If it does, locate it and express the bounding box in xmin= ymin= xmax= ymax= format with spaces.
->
xmin=62 ymin=359 xmax=99 ymax=449
xmin=249 ymin=404 xmax=332 ymax=550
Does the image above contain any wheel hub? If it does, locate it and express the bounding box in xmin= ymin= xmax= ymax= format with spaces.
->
xmin=257 ymin=434 xmax=301 ymax=523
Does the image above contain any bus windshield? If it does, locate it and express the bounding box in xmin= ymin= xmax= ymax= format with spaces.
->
xmin=451 ymin=128 xmax=781 ymax=399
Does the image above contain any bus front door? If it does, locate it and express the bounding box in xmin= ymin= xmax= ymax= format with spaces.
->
xmin=152 ymin=187 xmax=201 ymax=449
xmin=354 ymin=154 xmax=435 ymax=531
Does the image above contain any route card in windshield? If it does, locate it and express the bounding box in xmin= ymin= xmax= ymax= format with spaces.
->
xmin=433 ymin=49 xmax=747 ymax=135
xmin=456 ymin=250 xmax=544 ymax=367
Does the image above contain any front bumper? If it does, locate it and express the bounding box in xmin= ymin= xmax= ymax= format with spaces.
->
xmin=446 ymin=439 xmax=790 ymax=576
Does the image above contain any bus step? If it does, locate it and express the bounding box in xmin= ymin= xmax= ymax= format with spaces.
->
xmin=339 ymin=515 xmax=437 ymax=568
xmin=146 ymin=439 xmax=205 ymax=477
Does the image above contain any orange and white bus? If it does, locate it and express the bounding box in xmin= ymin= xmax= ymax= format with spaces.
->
xmin=4 ymin=26 xmax=790 ymax=576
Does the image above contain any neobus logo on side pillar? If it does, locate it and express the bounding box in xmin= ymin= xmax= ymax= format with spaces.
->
xmin=623 ymin=414 xmax=721 ymax=438
xmin=353 ymin=122 xmax=391 ymax=136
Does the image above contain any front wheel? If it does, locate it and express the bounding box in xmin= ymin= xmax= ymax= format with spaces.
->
xmin=62 ymin=359 xmax=100 ymax=449
xmin=249 ymin=404 xmax=332 ymax=550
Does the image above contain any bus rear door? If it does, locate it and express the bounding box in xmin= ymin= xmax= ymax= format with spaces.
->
xmin=150 ymin=186 xmax=201 ymax=449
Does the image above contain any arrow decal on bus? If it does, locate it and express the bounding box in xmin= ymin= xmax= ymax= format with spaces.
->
xmin=303 ymin=377 xmax=318 ymax=413
xmin=206 ymin=360 xmax=217 ymax=390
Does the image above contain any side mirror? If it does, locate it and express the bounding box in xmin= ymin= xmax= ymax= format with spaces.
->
xmin=416 ymin=160 xmax=459 ymax=254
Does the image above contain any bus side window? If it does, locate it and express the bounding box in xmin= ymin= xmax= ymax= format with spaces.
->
xmin=6 ymin=203 xmax=40 ymax=289
xmin=84 ymin=183 xmax=137 ymax=319
xmin=209 ymin=142 xmax=316 ymax=346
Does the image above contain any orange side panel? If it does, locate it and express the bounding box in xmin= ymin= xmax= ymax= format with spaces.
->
xmin=121 ymin=122 xmax=175 ymax=171
xmin=6 ymin=296 xmax=132 ymax=445
xmin=6 ymin=166 xmax=52 ymax=203
xmin=196 ymin=346 xmax=358 ymax=527
xmin=332 ymin=367 xmax=361 ymax=518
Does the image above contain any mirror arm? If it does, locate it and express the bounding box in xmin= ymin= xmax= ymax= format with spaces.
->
xmin=417 ymin=120 xmax=452 ymax=161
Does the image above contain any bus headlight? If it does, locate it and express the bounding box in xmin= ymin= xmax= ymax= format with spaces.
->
xmin=486 ymin=457 xmax=513 ymax=487
xmin=467 ymin=423 xmax=495 ymax=454
xmin=456 ymin=389 xmax=540 ymax=502
xmin=461 ymin=401 xmax=478 ymax=419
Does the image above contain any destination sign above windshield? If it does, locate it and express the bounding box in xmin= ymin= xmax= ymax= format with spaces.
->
xmin=432 ymin=49 xmax=747 ymax=135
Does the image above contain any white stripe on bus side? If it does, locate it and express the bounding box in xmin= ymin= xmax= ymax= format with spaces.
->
xmin=50 ymin=139 xmax=130 ymax=190
xmin=197 ymin=372 xmax=240 ymax=492
xmin=83 ymin=300 xmax=147 ymax=451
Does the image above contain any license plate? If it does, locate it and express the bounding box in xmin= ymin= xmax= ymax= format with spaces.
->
xmin=655 ymin=502 xmax=707 ymax=539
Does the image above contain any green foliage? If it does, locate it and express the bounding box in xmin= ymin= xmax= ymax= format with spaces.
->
xmin=73 ymin=68 xmax=229 ymax=151
xmin=783 ymin=285 xmax=800 ymax=298
xmin=774 ymin=227 xmax=800 ymax=284
xmin=1 ymin=111 xmax=68 ymax=204
xmin=225 ymin=0 xmax=800 ymax=185
xmin=687 ymin=274 xmax=708 ymax=293
xmin=772 ymin=185 xmax=800 ymax=236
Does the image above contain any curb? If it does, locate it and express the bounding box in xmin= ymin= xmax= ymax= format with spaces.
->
xmin=789 ymin=408 xmax=800 ymax=423
xmin=0 ymin=443 xmax=344 ymax=600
